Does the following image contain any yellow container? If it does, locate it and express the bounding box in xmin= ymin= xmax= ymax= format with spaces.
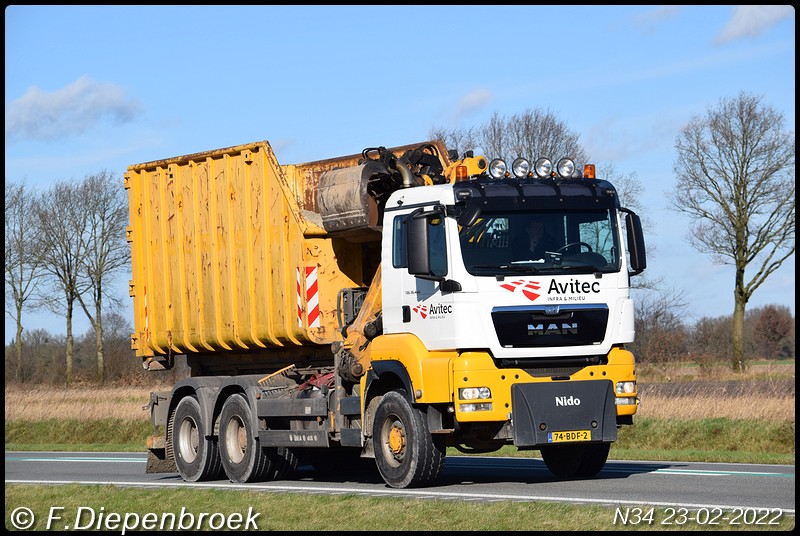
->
xmin=124 ymin=140 xmax=374 ymax=358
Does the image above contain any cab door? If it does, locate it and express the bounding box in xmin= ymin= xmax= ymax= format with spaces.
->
xmin=382 ymin=206 xmax=456 ymax=349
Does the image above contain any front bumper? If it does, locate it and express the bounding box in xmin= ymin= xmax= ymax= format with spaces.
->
xmin=510 ymin=379 xmax=617 ymax=447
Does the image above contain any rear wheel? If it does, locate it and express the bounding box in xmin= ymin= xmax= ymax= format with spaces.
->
xmin=219 ymin=394 xmax=272 ymax=483
xmin=266 ymin=447 xmax=299 ymax=480
xmin=540 ymin=442 xmax=610 ymax=478
xmin=171 ymin=395 xmax=223 ymax=482
xmin=372 ymin=390 xmax=445 ymax=488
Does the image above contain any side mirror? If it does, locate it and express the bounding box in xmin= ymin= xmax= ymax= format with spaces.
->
xmin=624 ymin=210 xmax=647 ymax=275
xmin=407 ymin=213 xmax=432 ymax=277
xmin=406 ymin=208 xmax=449 ymax=282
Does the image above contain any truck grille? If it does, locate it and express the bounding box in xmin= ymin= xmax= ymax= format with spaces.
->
xmin=491 ymin=305 xmax=609 ymax=348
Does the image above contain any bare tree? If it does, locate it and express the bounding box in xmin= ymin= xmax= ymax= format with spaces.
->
xmin=98 ymin=310 xmax=139 ymax=382
xmin=748 ymin=304 xmax=794 ymax=360
xmin=430 ymin=108 xmax=589 ymax=165
xmin=74 ymin=171 xmax=131 ymax=384
xmin=428 ymin=125 xmax=479 ymax=160
xmin=10 ymin=328 xmax=67 ymax=385
xmin=599 ymin=163 xmax=650 ymax=230
xmin=499 ymin=109 xmax=590 ymax=166
xmin=629 ymin=283 xmax=689 ymax=367
xmin=5 ymin=180 xmax=45 ymax=382
xmin=479 ymin=112 xmax=508 ymax=161
xmin=599 ymin=162 xmax=681 ymax=307
xmin=669 ymin=92 xmax=795 ymax=372
xmin=33 ymin=179 xmax=90 ymax=387
xmin=693 ymin=314 xmax=733 ymax=357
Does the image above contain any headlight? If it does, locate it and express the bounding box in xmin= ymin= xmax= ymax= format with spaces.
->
xmin=459 ymin=387 xmax=492 ymax=400
xmin=556 ymin=158 xmax=575 ymax=178
xmin=511 ymin=158 xmax=530 ymax=178
xmin=488 ymin=159 xmax=507 ymax=179
xmin=615 ymin=381 xmax=636 ymax=394
xmin=534 ymin=157 xmax=552 ymax=177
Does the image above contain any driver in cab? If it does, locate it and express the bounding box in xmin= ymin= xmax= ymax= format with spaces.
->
xmin=514 ymin=216 xmax=559 ymax=260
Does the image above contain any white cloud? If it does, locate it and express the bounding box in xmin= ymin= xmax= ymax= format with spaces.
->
xmin=5 ymin=76 xmax=142 ymax=143
xmin=630 ymin=5 xmax=682 ymax=34
xmin=452 ymin=88 xmax=494 ymax=123
xmin=714 ymin=5 xmax=794 ymax=44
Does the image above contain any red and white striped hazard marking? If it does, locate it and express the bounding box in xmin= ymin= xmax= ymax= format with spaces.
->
xmin=305 ymin=266 xmax=320 ymax=328
xmin=296 ymin=266 xmax=321 ymax=328
xmin=296 ymin=268 xmax=303 ymax=327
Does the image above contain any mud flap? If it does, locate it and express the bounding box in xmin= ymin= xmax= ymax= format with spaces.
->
xmin=145 ymin=449 xmax=177 ymax=473
xmin=511 ymin=380 xmax=617 ymax=447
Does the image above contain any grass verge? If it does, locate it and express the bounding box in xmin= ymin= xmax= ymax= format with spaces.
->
xmin=5 ymin=417 xmax=795 ymax=465
xmin=5 ymin=484 xmax=795 ymax=531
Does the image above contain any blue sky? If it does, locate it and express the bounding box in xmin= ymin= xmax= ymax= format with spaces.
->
xmin=5 ymin=5 xmax=796 ymax=343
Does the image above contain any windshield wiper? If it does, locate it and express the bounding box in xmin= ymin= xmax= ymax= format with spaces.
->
xmin=558 ymin=264 xmax=605 ymax=274
xmin=472 ymin=264 xmax=542 ymax=274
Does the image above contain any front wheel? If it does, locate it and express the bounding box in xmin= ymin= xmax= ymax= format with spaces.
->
xmin=540 ymin=442 xmax=610 ymax=478
xmin=372 ymin=390 xmax=445 ymax=489
xmin=576 ymin=442 xmax=611 ymax=477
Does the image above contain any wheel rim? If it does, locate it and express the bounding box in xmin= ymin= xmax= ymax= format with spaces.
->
xmin=224 ymin=415 xmax=247 ymax=464
xmin=178 ymin=416 xmax=199 ymax=463
xmin=381 ymin=416 xmax=406 ymax=466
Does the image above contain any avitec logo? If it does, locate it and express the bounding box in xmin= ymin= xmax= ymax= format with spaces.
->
xmin=412 ymin=303 xmax=453 ymax=320
xmin=499 ymin=279 xmax=541 ymax=301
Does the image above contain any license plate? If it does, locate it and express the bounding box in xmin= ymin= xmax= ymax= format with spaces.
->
xmin=548 ymin=430 xmax=591 ymax=443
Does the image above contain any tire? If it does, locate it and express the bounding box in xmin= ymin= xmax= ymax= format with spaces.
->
xmin=540 ymin=442 xmax=610 ymax=478
xmin=266 ymin=447 xmax=300 ymax=480
xmin=540 ymin=444 xmax=583 ymax=478
xmin=218 ymin=394 xmax=272 ymax=483
xmin=171 ymin=395 xmax=224 ymax=482
xmin=372 ymin=390 xmax=445 ymax=489
xmin=576 ymin=442 xmax=610 ymax=477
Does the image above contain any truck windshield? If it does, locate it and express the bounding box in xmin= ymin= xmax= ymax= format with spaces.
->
xmin=459 ymin=209 xmax=621 ymax=276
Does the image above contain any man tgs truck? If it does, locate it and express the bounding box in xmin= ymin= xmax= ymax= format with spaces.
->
xmin=124 ymin=139 xmax=645 ymax=488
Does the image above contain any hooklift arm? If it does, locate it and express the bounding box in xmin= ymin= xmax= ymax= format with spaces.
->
xmin=335 ymin=266 xmax=383 ymax=383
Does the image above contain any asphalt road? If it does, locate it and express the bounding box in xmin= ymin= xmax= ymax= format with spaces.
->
xmin=5 ymin=451 xmax=795 ymax=515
